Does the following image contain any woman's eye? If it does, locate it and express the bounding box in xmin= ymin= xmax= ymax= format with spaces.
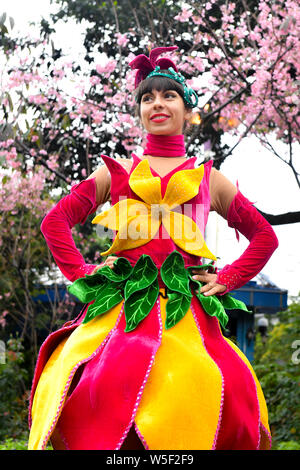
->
xmin=165 ymin=92 xmax=176 ymax=99
xmin=142 ymin=95 xmax=152 ymax=102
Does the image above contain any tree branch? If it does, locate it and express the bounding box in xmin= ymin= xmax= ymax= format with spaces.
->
xmin=213 ymin=109 xmax=264 ymax=161
xmin=256 ymin=208 xmax=300 ymax=225
xmin=15 ymin=139 xmax=70 ymax=183
xmin=201 ymin=85 xmax=249 ymax=123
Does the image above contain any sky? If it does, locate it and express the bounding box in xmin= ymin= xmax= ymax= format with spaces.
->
xmin=2 ymin=0 xmax=300 ymax=298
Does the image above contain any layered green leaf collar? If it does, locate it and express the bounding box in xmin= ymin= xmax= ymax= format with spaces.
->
xmin=68 ymin=251 xmax=251 ymax=332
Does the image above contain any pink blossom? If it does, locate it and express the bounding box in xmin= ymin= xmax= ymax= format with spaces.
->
xmin=116 ymin=33 xmax=129 ymax=48
xmin=82 ymin=125 xmax=92 ymax=139
xmin=175 ymin=7 xmax=193 ymax=22
xmin=28 ymin=94 xmax=48 ymax=105
xmin=92 ymin=110 xmax=105 ymax=124
xmin=90 ymin=75 xmax=101 ymax=86
xmin=96 ymin=60 xmax=117 ymax=78
xmin=191 ymin=56 xmax=205 ymax=73
xmin=103 ymin=85 xmax=112 ymax=94
xmin=0 ymin=310 xmax=8 ymax=328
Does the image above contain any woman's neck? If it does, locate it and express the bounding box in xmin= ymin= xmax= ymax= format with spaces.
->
xmin=143 ymin=133 xmax=186 ymax=158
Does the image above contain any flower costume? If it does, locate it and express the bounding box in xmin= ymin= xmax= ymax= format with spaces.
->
xmin=28 ymin=48 xmax=278 ymax=451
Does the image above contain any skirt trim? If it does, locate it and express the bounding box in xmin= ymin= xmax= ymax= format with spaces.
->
xmin=260 ymin=423 xmax=272 ymax=450
xmin=28 ymin=322 xmax=79 ymax=428
xmin=190 ymin=301 xmax=225 ymax=450
xmin=134 ymin=422 xmax=150 ymax=450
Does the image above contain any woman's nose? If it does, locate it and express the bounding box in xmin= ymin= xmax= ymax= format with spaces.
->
xmin=153 ymin=96 xmax=164 ymax=107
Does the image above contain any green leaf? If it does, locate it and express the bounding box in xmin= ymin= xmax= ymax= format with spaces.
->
xmin=160 ymin=251 xmax=190 ymax=295
xmin=124 ymin=254 xmax=158 ymax=300
xmin=219 ymin=294 xmax=252 ymax=313
xmin=196 ymin=292 xmax=229 ymax=330
xmin=0 ymin=13 xmax=7 ymax=26
xmin=83 ymin=285 xmax=123 ymax=323
xmin=187 ymin=261 xmax=216 ymax=276
xmin=5 ymin=93 xmax=13 ymax=112
xmin=67 ymin=275 xmax=108 ymax=303
xmin=165 ymin=291 xmax=192 ymax=330
xmin=124 ymin=279 xmax=159 ymax=332
xmin=189 ymin=277 xmax=203 ymax=294
xmin=98 ymin=256 xmax=133 ymax=282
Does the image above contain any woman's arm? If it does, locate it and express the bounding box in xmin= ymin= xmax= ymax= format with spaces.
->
xmin=192 ymin=168 xmax=278 ymax=295
xmin=41 ymin=165 xmax=110 ymax=282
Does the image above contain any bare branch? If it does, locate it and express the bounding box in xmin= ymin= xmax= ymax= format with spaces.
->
xmin=257 ymin=134 xmax=300 ymax=190
xmin=256 ymin=208 xmax=300 ymax=225
xmin=15 ymin=139 xmax=70 ymax=183
xmin=202 ymin=85 xmax=250 ymax=123
xmin=220 ymin=109 xmax=264 ymax=160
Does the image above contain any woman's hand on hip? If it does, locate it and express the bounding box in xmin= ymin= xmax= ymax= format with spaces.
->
xmin=191 ymin=269 xmax=227 ymax=296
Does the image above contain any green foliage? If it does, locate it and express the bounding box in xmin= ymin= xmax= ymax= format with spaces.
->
xmin=276 ymin=440 xmax=300 ymax=450
xmin=0 ymin=438 xmax=28 ymax=450
xmin=0 ymin=336 xmax=29 ymax=442
xmin=253 ymin=299 xmax=300 ymax=449
xmin=50 ymin=0 xmax=184 ymax=53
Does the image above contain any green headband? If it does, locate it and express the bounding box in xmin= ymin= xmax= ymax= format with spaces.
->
xmin=146 ymin=66 xmax=199 ymax=108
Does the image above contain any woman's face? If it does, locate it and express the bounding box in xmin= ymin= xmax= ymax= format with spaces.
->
xmin=139 ymin=88 xmax=192 ymax=136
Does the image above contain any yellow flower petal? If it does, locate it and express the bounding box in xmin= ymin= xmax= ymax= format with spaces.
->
xmin=163 ymin=164 xmax=204 ymax=209
xmin=162 ymin=210 xmax=217 ymax=260
xmin=92 ymin=198 xmax=148 ymax=231
xmin=101 ymin=213 xmax=161 ymax=256
xmin=129 ymin=160 xmax=162 ymax=205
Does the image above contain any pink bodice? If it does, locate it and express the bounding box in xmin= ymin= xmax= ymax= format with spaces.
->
xmin=102 ymin=153 xmax=213 ymax=268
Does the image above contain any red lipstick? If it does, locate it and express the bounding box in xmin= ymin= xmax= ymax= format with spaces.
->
xmin=150 ymin=113 xmax=170 ymax=122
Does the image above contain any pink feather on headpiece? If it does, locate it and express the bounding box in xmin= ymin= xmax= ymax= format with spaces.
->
xmin=129 ymin=46 xmax=178 ymax=88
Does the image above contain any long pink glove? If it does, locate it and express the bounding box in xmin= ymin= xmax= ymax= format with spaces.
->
xmin=41 ymin=178 xmax=99 ymax=282
xmin=216 ymin=191 xmax=279 ymax=294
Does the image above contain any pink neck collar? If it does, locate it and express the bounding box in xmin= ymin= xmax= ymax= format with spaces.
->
xmin=143 ymin=133 xmax=186 ymax=157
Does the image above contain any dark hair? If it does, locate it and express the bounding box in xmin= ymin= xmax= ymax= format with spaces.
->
xmin=134 ymin=70 xmax=192 ymax=117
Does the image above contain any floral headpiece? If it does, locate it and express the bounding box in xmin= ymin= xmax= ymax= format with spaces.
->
xmin=129 ymin=46 xmax=199 ymax=108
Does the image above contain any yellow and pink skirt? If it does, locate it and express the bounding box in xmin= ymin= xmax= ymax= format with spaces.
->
xmin=28 ymin=291 xmax=271 ymax=450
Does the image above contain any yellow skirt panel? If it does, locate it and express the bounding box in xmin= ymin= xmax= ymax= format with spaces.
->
xmin=135 ymin=295 xmax=223 ymax=450
xmin=28 ymin=303 xmax=123 ymax=450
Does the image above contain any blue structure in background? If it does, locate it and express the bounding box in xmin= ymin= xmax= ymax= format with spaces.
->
xmin=33 ymin=276 xmax=288 ymax=363
xmin=227 ymin=278 xmax=288 ymax=362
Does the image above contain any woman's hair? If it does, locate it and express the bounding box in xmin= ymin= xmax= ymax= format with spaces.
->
xmin=134 ymin=71 xmax=193 ymax=117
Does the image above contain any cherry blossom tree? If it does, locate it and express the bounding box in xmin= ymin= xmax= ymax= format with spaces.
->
xmin=1 ymin=0 xmax=299 ymax=220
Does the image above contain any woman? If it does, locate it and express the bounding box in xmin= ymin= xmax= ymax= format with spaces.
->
xmin=28 ymin=46 xmax=278 ymax=450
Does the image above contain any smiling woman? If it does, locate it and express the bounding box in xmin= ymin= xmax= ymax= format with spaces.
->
xmin=135 ymin=66 xmax=195 ymax=137
xmin=139 ymin=88 xmax=192 ymax=136
xmin=28 ymin=46 xmax=278 ymax=451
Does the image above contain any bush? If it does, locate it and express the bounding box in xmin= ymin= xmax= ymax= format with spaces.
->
xmin=0 ymin=336 xmax=29 ymax=442
xmin=275 ymin=440 xmax=300 ymax=450
xmin=253 ymin=300 xmax=300 ymax=449
xmin=0 ymin=438 xmax=28 ymax=450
